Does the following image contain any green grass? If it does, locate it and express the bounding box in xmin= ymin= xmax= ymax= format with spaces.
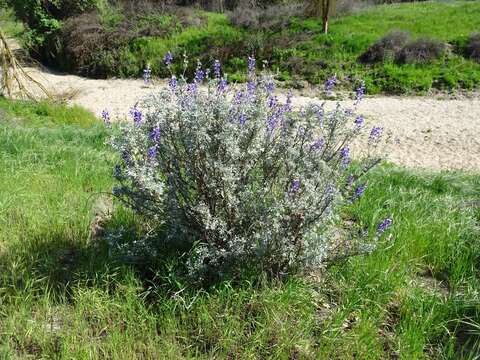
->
xmin=0 ymin=6 xmax=24 ymax=38
xmin=0 ymin=97 xmax=98 ymax=127
xmin=0 ymin=98 xmax=479 ymax=358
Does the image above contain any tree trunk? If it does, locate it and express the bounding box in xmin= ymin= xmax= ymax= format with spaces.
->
xmin=323 ymin=0 xmax=330 ymax=34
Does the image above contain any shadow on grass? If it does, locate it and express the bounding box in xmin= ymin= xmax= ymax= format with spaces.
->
xmin=0 ymin=211 xmax=194 ymax=304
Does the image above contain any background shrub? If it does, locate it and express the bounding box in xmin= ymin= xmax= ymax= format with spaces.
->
xmin=396 ymin=38 xmax=445 ymax=65
xmin=229 ymin=2 xmax=304 ymax=31
xmin=358 ymin=31 xmax=409 ymax=64
xmin=111 ymin=64 xmax=384 ymax=282
xmin=465 ymin=32 xmax=480 ymax=63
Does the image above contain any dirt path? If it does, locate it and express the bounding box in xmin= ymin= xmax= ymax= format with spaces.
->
xmin=26 ymin=66 xmax=480 ymax=172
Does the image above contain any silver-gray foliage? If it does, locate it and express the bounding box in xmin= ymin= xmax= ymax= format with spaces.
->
xmin=111 ymin=68 xmax=382 ymax=280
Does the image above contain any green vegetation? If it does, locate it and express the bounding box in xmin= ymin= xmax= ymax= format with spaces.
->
xmin=0 ymin=97 xmax=98 ymax=127
xmin=3 ymin=0 xmax=480 ymax=93
xmin=0 ymin=98 xmax=478 ymax=357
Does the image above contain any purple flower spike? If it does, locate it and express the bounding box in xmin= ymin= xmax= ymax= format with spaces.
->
xmin=346 ymin=173 xmax=354 ymax=187
xmin=267 ymin=114 xmax=278 ymax=133
xmin=239 ymin=113 xmax=247 ymax=126
xmin=248 ymin=56 xmax=255 ymax=72
xmin=355 ymin=80 xmax=365 ymax=104
xmin=113 ymin=164 xmax=122 ymax=179
xmin=195 ymin=69 xmax=205 ymax=83
xmin=101 ymin=109 xmax=110 ymax=125
xmin=217 ymin=78 xmax=228 ymax=92
xmin=122 ymin=150 xmax=130 ymax=164
xmin=265 ymin=81 xmax=275 ymax=94
xmin=352 ymin=182 xmax=368 ymax=201
xmin=187 ymin=82 xmax=198 ymax=93
xmin=164 ymin=51 xmax=173 ymax=66
xmin=148 ymin=146 xmax=157 ymax=160
xmin=213 ymin=59 xmax=221 ymax=78
xmin=168 ymin=76 xmax=177 ymax=91
xmin=149 ymin=126 xmax=161 ymax=142
xmin=268 ymin=96 xmax=278 ymax=108
xmin=289 ymin=179 xmax=301 ymax=194
xmin=130 ymin=106 xmax=142 ymax=126
xmin=143 ymin=64 xmax=152 ymax=85
xmin=354 ymin=115 xmax=364 ymax=129
xmin=284 ymin=91 xmax=293 ymax=113
xmin=377 ymin=216 xmax=393 ymax=236
xmin=233 ymin=91 xmax=244 ymax=105
xmin=369 ymin=126 xmax=383 ymax=143
xmin=311 ymin=137 xmax=324 ymax=150
xmin=317 ymin=105 xmax=325 ymax=127
xmin=340 ymin=146 xmax=350 ymax=169
xmin=325 ymin=75 xmax=337 ymax=95
xmin=247 ymin=80 xmax=256 ymax=94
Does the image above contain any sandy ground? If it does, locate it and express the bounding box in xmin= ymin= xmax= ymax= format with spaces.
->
xmin=21 ymin=66 xmax=480 ymax=172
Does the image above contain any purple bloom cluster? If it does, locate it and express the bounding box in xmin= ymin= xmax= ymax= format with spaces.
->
xmin=325 ymin=75 xmax=337 ymax=95
xmin=233 ymin=91 xmax=244 ymax=105
xmin=121 ymin=150 xmax=130 ymax=164
xmin=149 ymin=126 xmax=161 ymax=142
xmin=267 ymin=113 xmax=278 ymax=133
xmin=130 ymin=106 xmax=143 ymax=126
xmin=340 ymin=147 xmax=350 ymax=169
xmin=316 ymin=105 xmax=325 ymax=127
xmin=143 ymin=64 xmax=152 ymax=85
xmin=239 ymin=113 xmax=247 ymax=126
xmin=285 ymin=91 xmax=293 ymax=113
xmin=114 ymin=164 xmax=122 ymax=179
xmin=354 ymin=115 xmax=364 ymax=129
xmin=187 ymin=82 xmax=198 ymax=93
xmin=268 ymin=96 xmax=277 ymax=108
xmin=101 ymin=109 xmax=110 ymax=125
xmin=148 ymin=146 xmax=157 ymax=160
xmin=265 ymin=81 xmax=275 ymax=94
xmin=369 ymin=126 xmax=383 ymax=143
xmin=355 ymin=81 xmax=365 ymax=105
xmin=352 ymin=182 xmax=368 ymax=201
xmin=168 ymin=76 xmax=177 ymax=91
xmin=213 ymin=59 xmax=221 ymax=78
xmin=247 ymin=81 xmax=256 ymax=95
xmin=248 ymin=56 xmax=255 ymax=72
xmin=346 ymin=173 xmax=354 ymax=187
xmin=195 ymin=69 xmax=205 ymax=83
xmin=311 ymin=137 xmax=324 ymax=151
xmin=377 ymin=217 xmax=393 ymax=235
xmin=217 ymin=78 xmax=228 ymax=93
xmin=267 ymin=95 xmax=291 ymax=133
xmin=289 ymin=179 xmax=301 ymax=194
xmin=164 ymin=52 xmax=173 ymax=66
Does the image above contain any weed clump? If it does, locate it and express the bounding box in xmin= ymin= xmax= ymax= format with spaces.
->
xmin=358 ymin=31 xmax=410 ymax=64
xmin=396 ymin=38 xmax=445 ymax=65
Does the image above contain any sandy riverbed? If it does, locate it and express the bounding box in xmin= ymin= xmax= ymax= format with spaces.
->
xmin=20 ymin=66 xmax=480 ymax=172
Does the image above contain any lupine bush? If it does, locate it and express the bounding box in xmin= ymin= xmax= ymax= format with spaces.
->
xmin=111 ymin=57 xmax=386 ymax=281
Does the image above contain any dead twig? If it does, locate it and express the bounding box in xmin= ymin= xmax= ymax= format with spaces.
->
xmin=0 ymin=29 xmax=51 ymax=100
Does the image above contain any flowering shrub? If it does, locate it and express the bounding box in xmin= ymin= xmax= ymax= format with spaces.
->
xmin=111 ymin=58 xmax=386 ymax=281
